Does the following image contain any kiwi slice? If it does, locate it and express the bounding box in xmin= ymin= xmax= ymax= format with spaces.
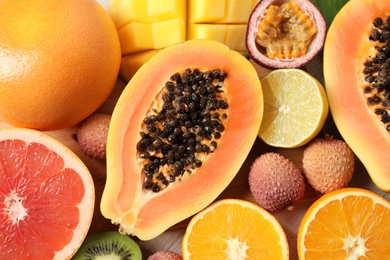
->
xmin=73 ymin=231 xmax=142 ymax=259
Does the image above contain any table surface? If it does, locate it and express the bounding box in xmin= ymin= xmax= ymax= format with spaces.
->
xmin=1 ymin=55 xmax=389 ymax=260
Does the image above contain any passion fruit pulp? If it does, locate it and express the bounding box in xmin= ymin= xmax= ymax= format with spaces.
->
xmin=246 ymin=0 xmax=327 ymax=69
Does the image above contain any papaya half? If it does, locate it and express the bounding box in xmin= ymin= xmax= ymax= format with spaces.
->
xmin=324 ymin=0 xmax=390 ymax=191
xmin=100 ymin=40 xmax=263 ymax=240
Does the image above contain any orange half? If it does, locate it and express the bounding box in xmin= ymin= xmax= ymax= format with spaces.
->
xmin=298 ymin=187 xmax=390 ymax=259
xmin=182 ymin=198 xmax=289 ymax=260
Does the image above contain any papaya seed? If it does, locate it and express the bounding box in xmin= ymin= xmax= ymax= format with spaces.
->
xmin=136 ymin=68 xmax=229 ymax=192
xmin=362 ymin=15 xmax=390 ymax=132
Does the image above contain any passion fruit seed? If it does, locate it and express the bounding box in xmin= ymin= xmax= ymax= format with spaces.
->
xmin=363 ymin=16 xmax=390 ymax=131
xmin=256 ymin=0 xmax=317 ymax=59
xmin=137 ymin=68 xmax=229 ymax=192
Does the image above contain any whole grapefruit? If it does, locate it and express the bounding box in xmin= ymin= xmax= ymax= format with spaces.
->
xmin=0 ymin=0 xmax=121 ymax=130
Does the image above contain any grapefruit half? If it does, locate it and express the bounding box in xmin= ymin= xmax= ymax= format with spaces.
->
xmin=0 ymin=128 xmax=95 ymax=259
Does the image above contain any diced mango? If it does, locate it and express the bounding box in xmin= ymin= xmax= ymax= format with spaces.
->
xmin=187 ymin=24 xmax=248 ymax=52
xmin=217 ymin=0 xmax=255 ymax=23
xmin=119 ymin=22 xmax=153 ymax=54
xmin=109 ymin=0 xmax=260 ymax=80
xmin=115 ymin=0 xmax=148 ymax=28
xmin=152 ymin=19 xmax=185 ymax=49
xmin=188 ymin=0 xmax=259 ymax=24
xmin=112 ymin=0 xmax=186 ymax=55
xmin=187 ymin=24 xmax=227 ymax=43
xmin=112 ymin=0 xmax=186 ymax=29
xmin=119 ymin=50 xmax=160 ymax=82
xmin=188 ymin=0 xmax=225 ymax=23
xmin=147 ymin=0 xmax=186 ymax=21
xmin=225 ymin=24 xmax=248 ymax=52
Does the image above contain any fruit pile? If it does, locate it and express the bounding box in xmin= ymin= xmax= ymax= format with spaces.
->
xmin=1 ymin=0 xmax=390 ymax=259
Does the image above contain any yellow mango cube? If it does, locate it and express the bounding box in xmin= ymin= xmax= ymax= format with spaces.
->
xmin=187 ymin=24 xmax=227 ymax=43
xmin=115 ymin=0 xmax=148 ymax=28
xmin=118 ymin=22 xmax=153 ymax=54
xmin=147 ymin=0 xmax=186 ymax=21
xmin=112 ymin=0 xmax=186 ymax=28
xmin=188 ymin=0 xmax=260 ymax=24
xmin=152 ymin=19 xmax=185 ymax=49
xmin=218 ymin=0 xmax=255 ymax=24
xmin=188 ymin=23 xmax=247 ymax=52
xmin=120 ymin=50 xmax=159 ymax=81
xmin=225 ymin=24 xmax=247 ymax=51
xmin=188 ymin=0 xmax=225 ymax=23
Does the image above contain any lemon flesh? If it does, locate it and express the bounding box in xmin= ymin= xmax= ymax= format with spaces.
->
xmin=259 ymin=69 xmax=328 ymax=148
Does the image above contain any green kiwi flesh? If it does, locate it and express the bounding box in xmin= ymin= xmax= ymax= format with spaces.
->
xmin=73 ymin=231 xmax=142 ymax=259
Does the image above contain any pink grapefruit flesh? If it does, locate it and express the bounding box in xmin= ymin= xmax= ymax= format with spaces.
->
xmin=0 ymin=128 xmax=94 ymax=259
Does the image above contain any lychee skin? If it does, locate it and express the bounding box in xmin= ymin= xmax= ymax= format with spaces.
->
xmin=147 ymin=250 xmax=182 ymax=260
xmin=248 ymin=152 xmax=305 ymax=212
xmin=302 ymin=137 xmax=355 ymax=194
xmin=76 ymin=113 xmax=111 ymax=160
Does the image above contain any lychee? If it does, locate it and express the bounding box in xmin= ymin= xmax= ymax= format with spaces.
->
xmin=248 ymin=152 xmax=305 ymax=212
xmin=75 ymin=113 xmax=111 ymax=160
xmin=147 ymin=250 xmax=182 ymax=260
xmin=302 ymin=135 xmax=355 ymax=194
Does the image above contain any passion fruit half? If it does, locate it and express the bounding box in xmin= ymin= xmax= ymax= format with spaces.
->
xmin=246 ymin=0 xmax=326 ymax=69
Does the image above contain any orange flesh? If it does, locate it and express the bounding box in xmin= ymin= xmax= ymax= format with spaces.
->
xmin=101 ymin=40 xmax=263 ymax=240
xmin=298 ymin=188 xmax=390 ymax=258
xmin=183 ymin=199 xmax=289 ymax=259
xmin=0 ymin=140 xmax=85 ymax=258
xmin=324 ymin=0 xmax=390 ymax=191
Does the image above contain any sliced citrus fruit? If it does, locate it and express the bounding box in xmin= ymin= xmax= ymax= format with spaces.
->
xmin=258 ymin=68 xmax=328 ymax=148
xmin=298 ymin=187 xmax=390 ymax=259
xmin=182 ymin=199 xmax=289 ymax=260
xmin=0 ymin=128 xmax=95 ymax=259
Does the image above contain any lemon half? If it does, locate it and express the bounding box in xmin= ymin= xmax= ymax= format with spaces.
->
xmin=259 ymin=69 xmax=329 ymax=148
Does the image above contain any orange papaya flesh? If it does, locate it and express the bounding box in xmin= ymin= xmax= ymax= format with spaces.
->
xmin=324 ymin=0 xmax=390 ymax=191
xmin=100 ymin=39 xmax=263 ymax=240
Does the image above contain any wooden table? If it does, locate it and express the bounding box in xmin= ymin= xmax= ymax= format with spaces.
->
xmin=2 ymin=54 xmax=389 ymax=260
